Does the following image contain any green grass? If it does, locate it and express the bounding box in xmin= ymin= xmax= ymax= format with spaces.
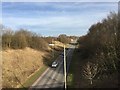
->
xmin=67 ymin=48 xmax=80 ymax=88
xmin=21 ymin=66 xmax=47 ymax=88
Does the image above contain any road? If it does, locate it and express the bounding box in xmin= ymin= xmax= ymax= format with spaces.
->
xmin=29 ymin=42 xmax=76 ymax=89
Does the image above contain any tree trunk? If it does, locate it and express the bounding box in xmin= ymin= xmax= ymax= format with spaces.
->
xmin=90 ymin=79 xmax=93 ymax=85
xmin=8 ymin=43 xmax=10 ymax=48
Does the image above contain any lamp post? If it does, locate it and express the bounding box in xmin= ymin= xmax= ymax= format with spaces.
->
xmin=49 ymin=43 xmax=67 ymax=89
xmin=64 ymin=45 xmax=67 ymax=89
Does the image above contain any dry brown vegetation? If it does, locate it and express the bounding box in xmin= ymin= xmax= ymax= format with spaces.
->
xmin=0 ymin=25 xmax=76 ymax=87
xmin=1 ymin=47 xmax=51 ymax=88
xmin=0 ymin=51 xmax=2 ymax=89
xmin=1 ymin=38 xmax=65 ymax=88
xmin=0 ymin=26 xmax=75 ymax=88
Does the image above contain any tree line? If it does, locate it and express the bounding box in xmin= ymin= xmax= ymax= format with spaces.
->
xmin=1 ymin=27 xmax=75 ymax=50
xmin=78 ymin=12 xmax=120 ymax=82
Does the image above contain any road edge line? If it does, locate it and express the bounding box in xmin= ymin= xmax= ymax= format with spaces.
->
xmin=31 ymin=67 xmax=50 ymax=87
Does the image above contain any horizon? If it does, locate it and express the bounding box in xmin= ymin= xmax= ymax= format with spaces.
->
xmin=2 ymin=2 xmax=118 ymax=36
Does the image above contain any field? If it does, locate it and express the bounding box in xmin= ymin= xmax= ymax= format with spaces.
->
xmin=1 ymin=41 xmax=64 ymax=88
xmin=2 ymin=47 xmax=48 ymax=88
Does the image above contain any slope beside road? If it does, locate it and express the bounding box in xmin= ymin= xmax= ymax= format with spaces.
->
xmin=29 ymin=42 xmax=76 ymax=89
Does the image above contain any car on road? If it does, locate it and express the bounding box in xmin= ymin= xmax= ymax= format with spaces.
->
xmin=51 ymin=61 xmax=59 ymax=68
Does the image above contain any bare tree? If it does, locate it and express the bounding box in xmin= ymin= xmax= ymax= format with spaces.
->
xmin=10 ymin=30 xmax=29 ymax=49
xmin=2 ymin=29 xmax=14 ymax=49
xmin=83 ymin=62 xmax=99 ymax=85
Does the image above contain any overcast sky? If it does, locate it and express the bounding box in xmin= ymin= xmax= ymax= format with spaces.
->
xmin=2 ymin=1 xmax=118 ymax=36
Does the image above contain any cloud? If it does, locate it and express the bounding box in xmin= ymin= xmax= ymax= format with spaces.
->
xmin=3 ymin=11 xmax=108 ymax=30
xmin=2 ymin=2 xmax=118 ymax=36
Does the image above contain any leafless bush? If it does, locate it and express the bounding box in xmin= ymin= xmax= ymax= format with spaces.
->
xmin=83 ymin=62 xmax=99 ymax=85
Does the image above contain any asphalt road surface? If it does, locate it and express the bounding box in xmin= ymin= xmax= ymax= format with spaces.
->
xmin=29 ymin=42 xmax=76 ymax=89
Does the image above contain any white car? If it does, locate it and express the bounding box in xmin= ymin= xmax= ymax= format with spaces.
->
xmin=51 ymin=62 xmax=58 ymax=68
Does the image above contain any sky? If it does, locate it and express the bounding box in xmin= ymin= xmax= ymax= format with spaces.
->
xmin=2 ymin=0 xmax=119 ymax=2
xmin=2 ymin=1 xmax=118 ymax=36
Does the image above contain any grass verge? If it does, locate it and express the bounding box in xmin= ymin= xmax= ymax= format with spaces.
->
xmin=21 ymin=48 xmax=63 ymax=88
xmin=21 ymin=66 xmax=47 ymax=88
xmin=67 ymin=48 xmax=79 ymax=88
